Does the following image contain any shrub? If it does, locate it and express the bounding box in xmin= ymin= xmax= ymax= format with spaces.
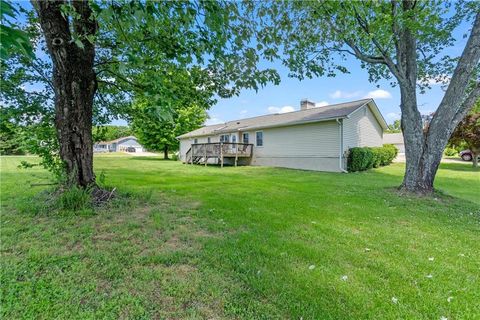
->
xmin=348 ymin=144 xmax=398 ymax=172
xmin=348 ymin=147 xmax=374 ymax=172
xmin=370 ymin=147 xmax=383 ymax=168
xmin=444 ymin=147 xmax=458 ymax=157
xmin=381 ymin=144 xmax=398 ymax=165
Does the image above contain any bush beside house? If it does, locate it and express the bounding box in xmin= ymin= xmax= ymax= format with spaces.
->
xmin=348 ymin=144 xmax=398 ymax=172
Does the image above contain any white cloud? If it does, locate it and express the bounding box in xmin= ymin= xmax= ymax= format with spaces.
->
xmin=363 ymin=89 xmax=392 ymax=99
xmin=386 ymin=112 xmax=401 ymax=121
xmin=315 ymin=101 xmax=329 ymax=107
xmin=267 ymin=106 xmax=295 ymax=114
xmin=240 ymin=109 xmax=248 ymax=115
xmin=205 ymin=116 xmax=224 ymax=125
xmin=330 ymin=90 xmax=362 ymax=99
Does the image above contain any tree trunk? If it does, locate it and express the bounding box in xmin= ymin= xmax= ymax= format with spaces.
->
xmin=397 ymin=12 xmax=480 ymax=194
xmin=472 ymin=151 xmax=479 ymax=168
xmin=163 ymin=145 xmax=169 ymax=160
xmin=398 ymin=84 xmax=439 ymax=194
xmin=33 ymin=1 xmax=98 ymax=187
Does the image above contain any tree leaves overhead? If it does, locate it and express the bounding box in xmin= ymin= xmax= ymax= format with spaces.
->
xmin=252 ymin=0 xmax=478 ymax=88
xmin=0 ymin=0 xmax=34 ymax=60
xmin=93 ymin=0 xmax=280 ymax=116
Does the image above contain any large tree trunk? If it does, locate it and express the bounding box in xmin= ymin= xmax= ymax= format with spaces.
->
xmin=397 ymin=12 xmax=480 ymax=194
xmin=163 ymin=145 xmax=169 ymax=160
xmin=33 ymin=1 xmax=98 ymax=187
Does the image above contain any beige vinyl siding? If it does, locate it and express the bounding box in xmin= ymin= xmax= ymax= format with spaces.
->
xmin=249 ymin=121 xmax=341 ymax=171
xmin=343 ymin=104 xmax=383 ymax=153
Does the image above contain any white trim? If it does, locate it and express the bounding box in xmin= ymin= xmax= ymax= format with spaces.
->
xmin=347 ymin=100 xmax=388 ymax=130
xmin=336 ymin=118 xmax=347 ymax=173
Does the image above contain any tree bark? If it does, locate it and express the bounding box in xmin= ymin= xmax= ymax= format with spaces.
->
xmin=33 ymin=1 xmax=98 ymax=187
xmin=473 ymin=152 xmax=478 ymax=168
xmin=397 ymin=12 xmax=480 ymax=194
xmin=163 ymin=145 xmax=169 ymax=159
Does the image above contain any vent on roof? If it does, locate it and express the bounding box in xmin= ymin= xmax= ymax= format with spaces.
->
xmin=300 ymin=99 xmax=316 ymax=110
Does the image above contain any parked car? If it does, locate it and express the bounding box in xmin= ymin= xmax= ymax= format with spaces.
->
xmin=126 ymin=147 xmax=136 ymax=153
xmin=459 ymin=150 xmax=478 ymax=161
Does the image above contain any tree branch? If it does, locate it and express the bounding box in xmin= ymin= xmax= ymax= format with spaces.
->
xmin=429 ymin=12 xmax=480 ymax=133
xmin=30 ymin=61 xmax=54 ymax=91
xmin=452 ymin=81 xmax=480 ymax=125
xmin=349 ymin=2 xmax=405 ymax=81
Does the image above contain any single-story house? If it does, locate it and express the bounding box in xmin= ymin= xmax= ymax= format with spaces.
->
xmin=383 ymin=132 xmax=405 ymax=153
xmin=94 ymin=136 xmax=145 ymax=153
xmin=177 ymin=98 xmax=388 ymax=172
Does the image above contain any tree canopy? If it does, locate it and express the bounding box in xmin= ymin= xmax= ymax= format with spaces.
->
xmin=449 ymin=100 xmax=480 ymax=167
xmin=131 ymin=100 xmax=207 ymax=158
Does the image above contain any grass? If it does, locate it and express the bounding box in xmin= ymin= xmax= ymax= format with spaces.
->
xmin=1 ymin=155 xmax=479 ymax=319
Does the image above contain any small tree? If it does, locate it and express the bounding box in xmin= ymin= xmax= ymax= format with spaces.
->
xmin=131 ymin=101 xmax=207 ymax=159
xmin=449 ymin=110 xmax=480 ymax=167
xmin=387 ymin=120 xmax=401 ymax=133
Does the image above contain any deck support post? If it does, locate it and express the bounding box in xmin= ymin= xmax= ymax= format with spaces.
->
xmin=220 ymin=142 xmax=223 ymax=168
xmin=235 ymin=143 xmax=238 ymax=167
xmin=190 ymin=145 xmax=194 ymax=165
xmin=204 ymin=145 xmax=207 ymax=167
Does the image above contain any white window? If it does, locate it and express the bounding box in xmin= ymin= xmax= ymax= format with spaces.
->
xmin=242 ymin=133 xmax=249 ymax=144
xmin=256 ymin=131 xmax=263 ymax=146
xmin=207 ymin=137 xmax=211 ymax=143
xmin=232 ymin=135 xmax=237 ymax=143
xmin=194 ymin=138 xmax=198 ymax=144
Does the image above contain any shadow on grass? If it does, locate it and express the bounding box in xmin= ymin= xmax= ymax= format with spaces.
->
xmin=128 ymin=157 xmax=172 ymax=161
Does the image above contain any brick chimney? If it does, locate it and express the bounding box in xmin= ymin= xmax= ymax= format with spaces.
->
xmin=300 ymin=99 xmax=316 ymax=110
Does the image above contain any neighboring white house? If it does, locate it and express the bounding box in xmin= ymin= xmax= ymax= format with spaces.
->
xmin=177 ymin=99 xmax=388 ymax=172
xmin=94 ymin=136 xmax=145 ymax=153
xmin=383 ymin=132 xmax=405 ymax=153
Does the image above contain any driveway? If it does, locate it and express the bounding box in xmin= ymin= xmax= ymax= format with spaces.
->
xmin=124 ymin=151 xmax=159 ymax=157
xmin=394 ymin=153 xmax=468 ymax=164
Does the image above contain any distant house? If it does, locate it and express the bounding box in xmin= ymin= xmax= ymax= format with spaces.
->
xmin=383 ymin=133 xmax=405 ymax=153
xmin=94 ymin=136 xmax=145 ymax=153
xmin=177 ymin=99 xmax=388 ymax=172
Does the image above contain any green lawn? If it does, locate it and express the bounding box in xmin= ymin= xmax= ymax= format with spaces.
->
xmin=1 ymin=155 xmax=479 ymax=319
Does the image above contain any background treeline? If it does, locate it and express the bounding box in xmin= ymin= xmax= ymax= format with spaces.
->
xmin=0 ymin=123 xmax=133 ymax=155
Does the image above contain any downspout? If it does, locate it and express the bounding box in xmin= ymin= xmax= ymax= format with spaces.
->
xmin=337 ymin=118 xmax=348 ymax=173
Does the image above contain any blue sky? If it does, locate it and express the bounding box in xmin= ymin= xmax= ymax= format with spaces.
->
xmin=207 ymin=44 xmax=465 ymax=127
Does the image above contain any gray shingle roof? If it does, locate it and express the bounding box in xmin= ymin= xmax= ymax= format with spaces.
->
xmin=178 ymin=99 xmax=386 ymax=139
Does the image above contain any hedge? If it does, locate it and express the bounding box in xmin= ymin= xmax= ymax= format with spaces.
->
xmin=347 ymin=144 xmax=398 ymax=172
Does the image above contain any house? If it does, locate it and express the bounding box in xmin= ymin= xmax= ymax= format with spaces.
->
xmin=383 ymin=133 xmax=405 ymax=153
xmin=177 ymin=98 xmax=388 ymax=172
xmin=94 ymin=136 xmax=145 ymax=153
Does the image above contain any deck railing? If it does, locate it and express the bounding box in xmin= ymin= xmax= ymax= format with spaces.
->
xmin=191 ymin=142 xmax=253 ymax=158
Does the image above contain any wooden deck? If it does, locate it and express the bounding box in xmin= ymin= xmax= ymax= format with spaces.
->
xmin=185 ymin=143 xmax=253 ymax=167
